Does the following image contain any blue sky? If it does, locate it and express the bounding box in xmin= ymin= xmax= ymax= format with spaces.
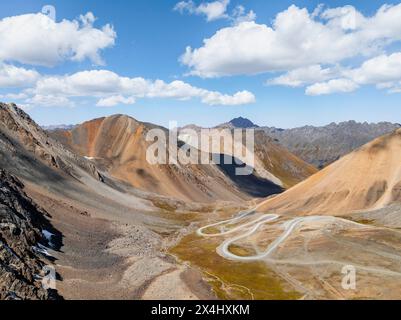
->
xmin=0 ymin=0 xmax=401 ymax=128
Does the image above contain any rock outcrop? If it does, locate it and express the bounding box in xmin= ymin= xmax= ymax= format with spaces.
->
xmin=0 ymin=169 xmax=60 ymax=300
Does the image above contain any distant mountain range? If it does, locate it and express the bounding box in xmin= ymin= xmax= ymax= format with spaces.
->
xmin=261 ymin=121 xmax=401 ymax=168
xmin=41 ymin=124 xmax=76 ymax=131
xmin=42 ymin=117 xmax=401 ymax=169
xmin=216 ymin=118 xmax=401 ymax=168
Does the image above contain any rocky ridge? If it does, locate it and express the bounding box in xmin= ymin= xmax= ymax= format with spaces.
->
xmin=0 ymin=169 xmax=60 ymax=300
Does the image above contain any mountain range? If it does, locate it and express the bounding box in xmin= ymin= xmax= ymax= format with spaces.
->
xmin=49 ymin=114 xmax=315 ymax=201
xmin=213 ymin=117 xmax=400 ymax=168
xmin=1 ymin=102 xmax=401 ymax=300
xmin=47 ymin=117 xmax=401 ymax=170
xmin=261 ymin=121 xmax=401 ymax=168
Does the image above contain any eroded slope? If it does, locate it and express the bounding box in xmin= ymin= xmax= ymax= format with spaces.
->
xmin=258 ymin=128 xmax=401 ymax=215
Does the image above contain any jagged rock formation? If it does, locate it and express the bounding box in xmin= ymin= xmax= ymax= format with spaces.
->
xmin=0 ymin=169 xmax=59 ymax=300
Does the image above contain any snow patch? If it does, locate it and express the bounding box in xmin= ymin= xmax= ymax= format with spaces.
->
xmin=32 ymin=243 xmax=52 ymax=258
xmin=42 ymin=229 xmax=55 ymax=248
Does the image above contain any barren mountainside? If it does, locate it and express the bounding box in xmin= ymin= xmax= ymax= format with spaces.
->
xmin=253 ymin=130 xmax=317 ymax=188
xmin=0 ymin=103 xmax=157 ymax=232
xmin=179 ymin=123 xmax=317 ymax=189
xmin=50 ymin=115 xmax=283 ymax=202
xmin=0 ymin=103 xmax=104 ymax=184
xmin=258 ymin=128 xmax=401 ymax=215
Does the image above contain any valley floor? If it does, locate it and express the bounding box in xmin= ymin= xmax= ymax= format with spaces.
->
xmin=171 ymin=205 xmax=401 ymax=300
xmin=25 ymin=184 xmax=216 ymax=300
xmin=11 ymin=177 xmax=401 ymax=300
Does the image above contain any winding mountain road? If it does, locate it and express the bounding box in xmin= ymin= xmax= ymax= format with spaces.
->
xmin=196 ymin=212 xmax=358 ymax=262
xmin=217 ymin=216 xmax=336 ymax=261
xmin=197 ymin=211 xmax=277 ymax=237
xmin=196 ymin=209 xmax=401 ymax=297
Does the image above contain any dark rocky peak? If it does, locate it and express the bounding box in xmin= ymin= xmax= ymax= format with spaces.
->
xmin=229 ymin=117 xmax=259 ymax=128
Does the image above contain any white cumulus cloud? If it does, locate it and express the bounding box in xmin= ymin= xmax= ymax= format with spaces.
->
xmin=181 ymin=4 xmax=401 ymax=78
xmin=174 ymin=0 xmax=255 ymax=24
xmin=96 ymin=95 xmax=136 ymax=107
xmin=306 ymin=79 xmax=359 ymax=96
xmin=304 ymin=52 xmax=401 ymax=95
xmin=0 ymin=92 xmax=28 ymax=100
xmin=201 ymin=90 xmax=255 ymax=105
xmin=26 ymin=94 xmax=74 ymax=108
xmin=24 ymin=69 xmax=255 ymax=107
xmin=231 ymin=5 xmax=256 ymax=24
xmin=174 ymin=0 xmax=230 ymax=21
xmin=349 ymin=52 xmax=401 ymax=85
xmin=267 ymin=65 xmax=340 ymax=87
xmin=0 ymin=63 xmax=40 ymax=87
xmin=0 ymin=12 xmax=116 ymax=66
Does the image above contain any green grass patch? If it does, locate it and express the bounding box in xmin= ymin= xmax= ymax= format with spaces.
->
xmin=228 ymin=244 xmax=258 ymax=257
xmin=170 ymin=233 xmax=301 ymax=300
